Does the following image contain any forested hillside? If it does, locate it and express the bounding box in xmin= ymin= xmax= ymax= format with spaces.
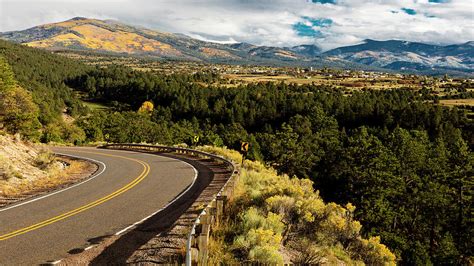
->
xmin=0 ymin=40 xmax=472 ymax=264
xmin=0 ymin=56 xmax=40 ymax=139
xmin=0 ymin=39 xmax=90 ymax=142
xmin=0 ymin=40 xmax=89 ymax=125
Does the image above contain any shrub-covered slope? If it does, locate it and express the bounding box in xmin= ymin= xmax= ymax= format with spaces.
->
xmin=199 ymin=146 xmax=396 ymax=265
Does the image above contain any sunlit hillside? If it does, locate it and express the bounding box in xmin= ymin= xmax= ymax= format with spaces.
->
xmin=25 ymin=18 xmax=182 ymax=56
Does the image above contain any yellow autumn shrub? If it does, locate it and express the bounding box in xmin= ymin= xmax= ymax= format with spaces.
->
xmin=137 ymin=100 xmax=154 ymax=113
xmin=204 ymin=146 xmax=396 ymax=265
xmin=197 ymin=145 xmax=242 ymax=164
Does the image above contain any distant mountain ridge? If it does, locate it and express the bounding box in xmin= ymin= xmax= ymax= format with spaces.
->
xmin=323 ymin=39 xmax=473 ymax=73
xmin=1 ymin=17 xmax=472 ymax=75
xmin=0 ymin=17 xmax=324 ymax=64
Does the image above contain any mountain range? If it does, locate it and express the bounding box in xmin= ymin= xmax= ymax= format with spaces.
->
xmin=1 ymin=17 xmax=472 ymax=75
xmin=325 ymin=39 xmax=473 ymax=74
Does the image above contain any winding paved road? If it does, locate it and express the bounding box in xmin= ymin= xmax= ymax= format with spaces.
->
xmin=0 ymin=147 xmax=200 ymax=265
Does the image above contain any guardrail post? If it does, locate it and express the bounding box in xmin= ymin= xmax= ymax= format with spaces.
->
xmin=216 ymin=196 xmax=226 ymax=225
xmin=222 ymin=181 xmax=232 ymax=198
xmin=198 ymin=212 xmax=211 ymax=265
xmin=187 ymin=226 xmax=200 ymax=266
xmin=209 ymin=205 xmax=217 ymax=227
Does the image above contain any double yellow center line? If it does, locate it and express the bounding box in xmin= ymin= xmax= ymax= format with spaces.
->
xmin=0 ymin=151 xmax=150 ymax=241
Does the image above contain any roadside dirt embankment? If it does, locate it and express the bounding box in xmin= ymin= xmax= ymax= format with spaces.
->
xmin=0 ymin=134 xmax=97 ymax=207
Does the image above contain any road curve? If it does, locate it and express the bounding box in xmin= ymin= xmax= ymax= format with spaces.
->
xmin=0 ymin=147 xmax=199 ymax=265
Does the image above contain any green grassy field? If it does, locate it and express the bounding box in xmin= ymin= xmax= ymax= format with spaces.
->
xmin=81 ymin=101 xmax=111 ymax=111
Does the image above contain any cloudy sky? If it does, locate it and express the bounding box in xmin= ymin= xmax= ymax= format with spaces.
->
xmin=0 ymin=0 xmax=472 ymax=50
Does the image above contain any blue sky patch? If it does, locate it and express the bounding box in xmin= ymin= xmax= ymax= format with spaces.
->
xmin=304 ymin=17 xmax=333 ymax=27
xmin=293 ymin=22 xmax=321 ymax=37
xmin=293 ymin=17 xmax=333 ymax=37
xmin=311 ymin=0 xmax=336 ymax=4
xmin=401 ymin=8 xmax=417 ymax=15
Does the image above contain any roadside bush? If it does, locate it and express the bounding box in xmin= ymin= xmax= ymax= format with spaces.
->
xmin=41 ymin=123 xmax=63 ymax=143
xmin=62 ymin=123 xmax=86 ymax=144
xmin=289 ymin=238 xmax=324 ymax=264
xmin=0 ymin=155 xmax=11 ymax=180
xmin=234 ymin=227 xmax=283 ymax=264
xmin=265 ymin=195 xmax=296 ymax=223
xmin=247 ymin=240 xmax=283 ymax=264
xmin=34 ymin=149 xmax=55 ymax=170
xmin=197 ymin=145 xmax=242 ymax=164
xmin=0 ymin=156 xmax=22 ymax=180
xmin=41 ymin=122 xmax=86 ymax=144
xmin=240 ymin=208 xmax=285 ymax=235
xmin=350 ymin=236 xmax=397 ymax=265
xmin=0 ymin=86 xmax=41 ymax=140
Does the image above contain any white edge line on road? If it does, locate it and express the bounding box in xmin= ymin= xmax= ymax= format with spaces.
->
xmin=84 ymin=245 xmax=95 ymax=251
xmin=0 ymin=152 xmax=107 ymax=213
xmin=114 ymin=159 xmax=199 ymax=236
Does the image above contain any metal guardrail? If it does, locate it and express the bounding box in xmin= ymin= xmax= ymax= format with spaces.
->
xmin=101 ymin=143 xmax=239 ymax=265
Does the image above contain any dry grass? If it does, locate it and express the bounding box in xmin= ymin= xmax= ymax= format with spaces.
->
xmin=207 ymin=215 xmax=240 ymax=265
xmin=221 ymin=74 xmax=424 ymax=91
xmin=0 ymin=158 xmax=89 ymax=197
xmin=439 ymin=98 xmax=474 ymax=107
xmin=197 ymin=145 xmax=242 ymax=164
xmin=34 ymin=149 xmax=55 ymax=169
xmin=0 ymin=155 xmax=22 ymax=181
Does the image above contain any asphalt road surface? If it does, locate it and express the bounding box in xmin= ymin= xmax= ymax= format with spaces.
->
xmin=0 ymin=147 xmax=199 ymax=265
